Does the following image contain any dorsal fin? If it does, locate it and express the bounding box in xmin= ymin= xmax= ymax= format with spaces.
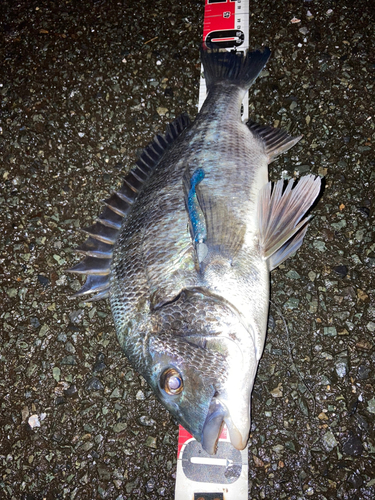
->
xmin=67 ymin=113 xmax=191 ymax=300
xmin=246 ymin=120 xmax=302 ymax=163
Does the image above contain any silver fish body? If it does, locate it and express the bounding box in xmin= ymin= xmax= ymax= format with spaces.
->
xmin=68 ymin=48 xmax=321 ymax=454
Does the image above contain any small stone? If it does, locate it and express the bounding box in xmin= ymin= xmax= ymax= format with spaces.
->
xmin=367 ymin=397 xmax=375 ymax=414
xmin=283 ymin=297 xmax=299 ymax=310
xmin=7 ymin=287 xmax=18 ymax=298
xmin=85 ymin=377 xmax=104 ymax=392
xmin=347 ymin=474 xmax=363 ymax=488
xmin=136 ymin=390 xmax=145 ymax=400
xmin=342 ymin=435 xmax=363 ymax=456
xmin=323 ymin=430 xmax=338 ymax=451
xmin=69 ymin=309 xmax=84 ymax=324
xmin=253 ymin=455 xmax=265 ymax=467
xmin=286 ymin=270 xmax=300 ymax=279
xmin=313 ymin=240 xmax=326 ymax=252
xmin=97 ymin=465 xmax=111 ymax=480
xmin=65 ymin=342 xmax=76 ymax=354
xmin=28 ymin=414 xmax=41 ymax=429
xmin=146 ymin=478 xmax=155 ymax=492
xmin=93 ymin=352 xmax=106 ymax=372
xmin=332 ymin=265 xmax=348 ymax=278
xmin=139 ymin=415 xmax=156 ymax=427
xmin=80 ymin=441 xmax=94 ymax=452
xmin=110 ymin=388 xmax=122 ymax=398
xmin=60 ymin=355 xmax=77 ymax=366
xmin=21 ymin=406 xmax=29 ymax=422
xmin=357 ymin=289 xmax=369 ymax=301
xmin=270 ymin=383 xmax=283 ymax=398
xmin=324 ymin=327 xmax=337 ymax=337
xmin=308 ymin=271 xmax=316 ymax=281
xmin=37 ymin=275 xmax=50 ymax=287
xmin=53 ymin=367 xmax=61 ymax=382
xmin=335 ymin=361 xmax=347 ymax=378
xmin=39 ymin=325 xmax=49 ymax=337
xmin=64 ymin=384 xmax=78 ymax=398
xmin=357 ymin=365 xmax=370 ymax=380
xmin=156 ymin=107 xmax=168 ymax=116
xmin=113 ymin=422 xmax=127 ymax=433
xmin=30 ymin=317 xmax=41 ymax=328
xmin=145 ymin=436 xmax=157 ymax=449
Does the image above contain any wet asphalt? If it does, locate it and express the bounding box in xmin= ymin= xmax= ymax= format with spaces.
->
xmin=1 ymin=0 xmax=374 ymax=498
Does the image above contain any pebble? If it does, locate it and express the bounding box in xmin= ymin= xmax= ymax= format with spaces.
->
xmin=332 ymin=265 xmax=348 ymax=278
xmin=85 ymin=377 xmax=104 ymax=391
xmin=145 ymin=436 xmax=157 ymax=448
xmin=93 ymin=352 xmax=106 ymax=372
xmin=323 ymin=430 xmax=338 ymax=452
xmin=335 ymin=361 xmax=347 ymax=378
xmin=357 ymin=364 xmax=370 ymax=380
xmin=136 ymin=390 xmax=146 ymax=400
xmin=367 ymin=397 xmax=375 ymax=414
xmin=37 ymin=275 xmax=50 ymax=288
xmin=342 ymin=435 xmax=363 ymax=456
xmin=139 ymin=415 xmax=156 ymax=427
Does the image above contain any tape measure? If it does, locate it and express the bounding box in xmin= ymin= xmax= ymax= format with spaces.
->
xmin=198 ymin=0 xmax=250 ymax=120
xmin=175 ymin=1 xmax=250 ymax=498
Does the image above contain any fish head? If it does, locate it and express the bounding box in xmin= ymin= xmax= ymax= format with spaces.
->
xmin=147 ymin=335 xmax=220 ymax=448
xmin=147 ymin=308 xmax=258 ymax=455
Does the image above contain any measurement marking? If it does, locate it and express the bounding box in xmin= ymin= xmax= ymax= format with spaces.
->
xmin=190 ymin=457 xmax=233 ymax=466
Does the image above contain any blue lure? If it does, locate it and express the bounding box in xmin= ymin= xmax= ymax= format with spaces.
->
xmin=187 ymin=168 xmax=208 ymax=264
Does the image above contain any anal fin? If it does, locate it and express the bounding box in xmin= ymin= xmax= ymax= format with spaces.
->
xmin=258 ymin=175 xmax=321 ymax=270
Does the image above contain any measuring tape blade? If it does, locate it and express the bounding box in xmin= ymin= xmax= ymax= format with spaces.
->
xmin=175 ymin=1 xmax=250 ymax=497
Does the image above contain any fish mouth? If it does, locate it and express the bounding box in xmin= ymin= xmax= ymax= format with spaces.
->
xmin=201 ymin=397 xmax=247 ymax=455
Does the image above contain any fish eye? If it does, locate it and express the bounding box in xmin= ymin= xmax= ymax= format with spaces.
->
xmin=160 ymin=368 xmax=183 ymax=396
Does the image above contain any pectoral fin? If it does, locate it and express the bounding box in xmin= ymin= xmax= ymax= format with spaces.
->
xmin=258 ymin=175 xmax=321 ymax=270
xmin=198 ymin=193 xmax=246 ymax=263
xmin=183 ymin=169 xmax=246 ymax=268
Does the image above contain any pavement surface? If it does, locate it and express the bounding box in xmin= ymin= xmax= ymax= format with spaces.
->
xmin=1 ymin=0 xmax=374 ymax=499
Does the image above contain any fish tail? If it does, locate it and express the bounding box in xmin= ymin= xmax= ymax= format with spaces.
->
xmin=201 ymin=46 xmax=271 ymax=92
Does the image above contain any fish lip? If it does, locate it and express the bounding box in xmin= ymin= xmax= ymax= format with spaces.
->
xmin=201 ymin=396 xmax=249 ymax=454
xmin=201 ymin=397 xmax=227 ymax=455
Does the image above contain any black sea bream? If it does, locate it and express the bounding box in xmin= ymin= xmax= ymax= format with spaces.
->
xmin=68 ymin=48 xmax=321 ymax=455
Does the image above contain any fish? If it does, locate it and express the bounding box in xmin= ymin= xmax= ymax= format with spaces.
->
xmin=67 ymin=47 xmax=321 ymax=455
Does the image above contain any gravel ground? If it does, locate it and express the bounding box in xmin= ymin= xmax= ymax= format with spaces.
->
xmin=1 ymin=0 xmax=374 ymax=499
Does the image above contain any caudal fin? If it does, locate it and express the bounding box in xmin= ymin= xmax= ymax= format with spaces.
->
xmin=201 ymin=47 xmax=271 ymax=92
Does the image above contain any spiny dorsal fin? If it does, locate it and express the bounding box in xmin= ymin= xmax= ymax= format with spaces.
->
xmin=67 ymin=113 xmax=191 ymax=300
xmin=258 ymin=174 xmax=321 ymax=271
xmin=247 ymin=120 xmax=302 ymax=163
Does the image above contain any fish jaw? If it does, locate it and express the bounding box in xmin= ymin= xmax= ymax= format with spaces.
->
xmin=201 ymin=325 xmax=258 ymax=454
